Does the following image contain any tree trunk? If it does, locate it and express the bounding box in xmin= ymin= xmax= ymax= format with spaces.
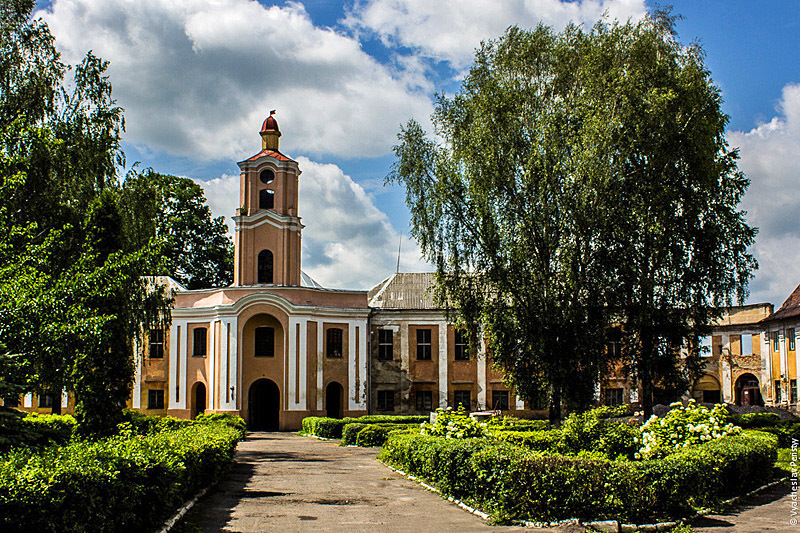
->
xmin=51 ymin=392 xmax=62 ymax=415
xmin=548 ymin=384 xmax=562 ymax=426
xmin=640 ymin=364 xmax=653 ymax=420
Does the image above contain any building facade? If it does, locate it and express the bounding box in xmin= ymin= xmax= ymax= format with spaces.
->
xmin=12 ymin=115 xmax=799 ymax=423
xmin=761 ymin=284 xmax=800 ymax=410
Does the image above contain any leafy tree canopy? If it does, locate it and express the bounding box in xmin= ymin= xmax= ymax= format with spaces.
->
xmin=0 ymin=0 xmax=170 ymax=434
xmin=390 ymin=11 xmax=755 ymax=421
xmin=120 ymin=169 xmax=233 ymax=290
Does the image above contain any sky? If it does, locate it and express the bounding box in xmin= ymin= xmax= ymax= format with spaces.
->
xmin=34 ymin=0 xmax=800 ymax=305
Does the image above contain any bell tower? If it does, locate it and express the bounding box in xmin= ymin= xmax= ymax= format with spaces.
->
xmin=232 ymin=111 xmax=303 ymax=286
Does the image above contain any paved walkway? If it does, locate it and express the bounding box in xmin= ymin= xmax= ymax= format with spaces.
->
xmin=176 ymin=432 xmax=796 ymax=533
xmin=175 ymin=432 xmax=574 ymax=532
xmin=690 ymin=480 xmax=798 ymax=532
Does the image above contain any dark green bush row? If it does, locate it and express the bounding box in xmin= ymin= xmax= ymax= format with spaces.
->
xmin=340 ymin=423 xmax=368 ymax=445
xmin=340 ymin=421 xmax=419 ymax=447
xmin=122 ymin=410 xmax=247 ymax=440
xmin=378 ymin=430 xmax=777 ymax=523
xmin=752 ymin=424 xmax=800 ymax=447
xmin=0 ymin=409 xmax=76 ymax=452
xmin=728 ymin=412 xmax=782 ymax=428
xmin=301 ymin=415 xmax=427 ymax=439
xmin=493 ymin=420 xmax=639 ymax=460
xmin=0 ymin=420 xmax=242 ymax=533
xmin=486 ymin=417 xmax=548 ymax=432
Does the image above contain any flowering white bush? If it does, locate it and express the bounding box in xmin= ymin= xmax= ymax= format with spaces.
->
xmin=635 ymin=400 xmax=741 ymax=459
xmin=420 ymin=406 xmax=489 ymax=439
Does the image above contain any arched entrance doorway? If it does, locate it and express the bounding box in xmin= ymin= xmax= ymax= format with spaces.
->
xmin=249 ymin=379 xmax=280 ymax=430
xmin=192 ymin=382 xmax=206 ymax=418
xmin=693 ymin=375 xmax=722 ymax=404
xmin=735 ymin=373 xmax=763 ymax=406
xmin=326 ymin=382 xmax=343 ymax=419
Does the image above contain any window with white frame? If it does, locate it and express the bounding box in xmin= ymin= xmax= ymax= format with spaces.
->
xmin=741 ymin=333 xmax=753 ymax=356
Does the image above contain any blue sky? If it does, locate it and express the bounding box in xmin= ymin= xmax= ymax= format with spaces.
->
xmin=36 ymin=0 xmax=800 ymax=305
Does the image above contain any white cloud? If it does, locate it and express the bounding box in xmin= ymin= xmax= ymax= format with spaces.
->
xmin=39 ymin=0 xmax=433 ymax=160
xmin=728 ymin=83 xmax=800 ymax=306
xmin=344 ymin=0 xmax=647 ymax=70
xmin=194 ymin=157 xmax=430 ymax=291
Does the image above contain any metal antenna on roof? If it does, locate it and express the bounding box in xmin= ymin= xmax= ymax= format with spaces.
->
xmin=396 ymin=236 xmax=402 ymax=274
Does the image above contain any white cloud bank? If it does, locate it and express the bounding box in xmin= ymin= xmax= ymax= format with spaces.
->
xmin=345 ymin=0 xmax=647 ymax=70
xmin=195 ymin=157 xmax=430 ymax=290
xmin=729 ymin=83 xmax=800 ymax=306
xmin=39 ymin=0 xmax=433 ymax=160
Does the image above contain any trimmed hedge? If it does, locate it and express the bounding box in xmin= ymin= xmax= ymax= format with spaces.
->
xmin=752 ymin=423 xmax=800 ymax=447
xmin=301 ymin=415 xmax=427 ymax=439
xmin=0 ymin=420 xmax=242 ymax=532
xmin=378 ymin=430 xmax=777 ymax=523
xmin=341 ymin=423 xmax=368 ymax=446
xmin=355 ymin=424 xmax=419 ymax=447
xmin=0 ymin=410 xmax=76 ymax=452
xmin=487 ymin=418 xmax=548 ymax=432
xmin=728 ymin=412 xmax=782 ymax=428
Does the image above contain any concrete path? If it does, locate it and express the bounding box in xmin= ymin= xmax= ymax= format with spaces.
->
xmin=176 ymin=432 xmax=796 ymax=533
xmin=175 ymin=432 xmax=577 ymax=533
xmin=690 ymin=480 xmax=798 ymax=532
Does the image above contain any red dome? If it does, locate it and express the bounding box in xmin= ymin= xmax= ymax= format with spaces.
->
xmin=260 ymin=112 xmax=279 ymax=133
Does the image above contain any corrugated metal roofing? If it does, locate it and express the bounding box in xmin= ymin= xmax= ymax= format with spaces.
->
xmin=368 ymin=272 xmax=440 ymax=309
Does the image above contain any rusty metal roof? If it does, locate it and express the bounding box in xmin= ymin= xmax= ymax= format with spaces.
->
xmin=368 ymin=272 xmax=441 ymax=309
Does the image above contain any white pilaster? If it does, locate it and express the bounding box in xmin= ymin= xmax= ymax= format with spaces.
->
xmin=61 ymin=389 xmax=69 ymax=409
xmin=174 ymin=320 xmax=188 ymax=409
xmin=763 ymin=331 xmax=773 ymax=401
xmin=477 ymin=334 xmax=486 ymax=410
xmin=229 ymin=319 xmax=238 ymax=409
xmin=219 ymin=320 xmax=228 ymax=409
xmin=348 ymin=320 xmax=358 ymax=410
xmin=721 ymin=333 xmax=732 ymax=403
xmin=358 ymin=319 xmax=368 ymax=409
xmin=316 ymin=321 xmax=324 ymax=411
xmin=780 ymin=328 xmax=788 ymax=378
xmin=288 ymin=317 xmax=299 ymax=409
xmin=438 ymin=321 xmax=448 ymax=408
xmin=292 ymin=318 xmax=308 ymax=410
xmin=169 ymin=320 xmax=188 ymax=410
xmin=132 ymin=337 xmax=141 ymax=409
xmin=400 ymin=322 xmax=410 ymax=404
xmin=23 ymin=393 xmax=32 ymax=408
xmin=208 ymin=321 xmax=217 ymax=411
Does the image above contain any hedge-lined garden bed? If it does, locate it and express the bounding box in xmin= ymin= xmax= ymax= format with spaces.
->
xmin=378 ymin=430 xmax=777 ymax=523
xmin=301 ymin=415 xmax=427 ymax=440
xmin=0 ymin=412 xmax=245 ymax=533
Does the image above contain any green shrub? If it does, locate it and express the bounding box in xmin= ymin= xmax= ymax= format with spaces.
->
xmin=355 ymin=424 xmax=419 ymax=447
xmin=356 ymin=415 xmax=427 ymax=424
xmin=0 ymin=410 xmax=77 ymax=451
xmin=0 ymin=420 xmax=242 ymax=532
xmin=637 ymin=401 xmax=739 ymax=459
xmin=301 ymin=415 xmax=428 ymax=439
xmin=421 ymin=407 xmax=488 ymax=439
xmin=487 ymin=417 xmax=548 ymax=432
xmin=379 ymin=430 xmax=777 ymax=523
xmin=492 ymin=429 xmax=563 ymax=452
xmin=751 ymin=423 xmax=800 ymax=447
xmin=341 ymin=423 xmax=368 ymax=445
xmin=727 ymin=412 xmax=781 ymax=428
xmin=592 ymin=405 xmax=634 ymax=419
xmin=195 ymin=412 xmax=247 ymax=439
